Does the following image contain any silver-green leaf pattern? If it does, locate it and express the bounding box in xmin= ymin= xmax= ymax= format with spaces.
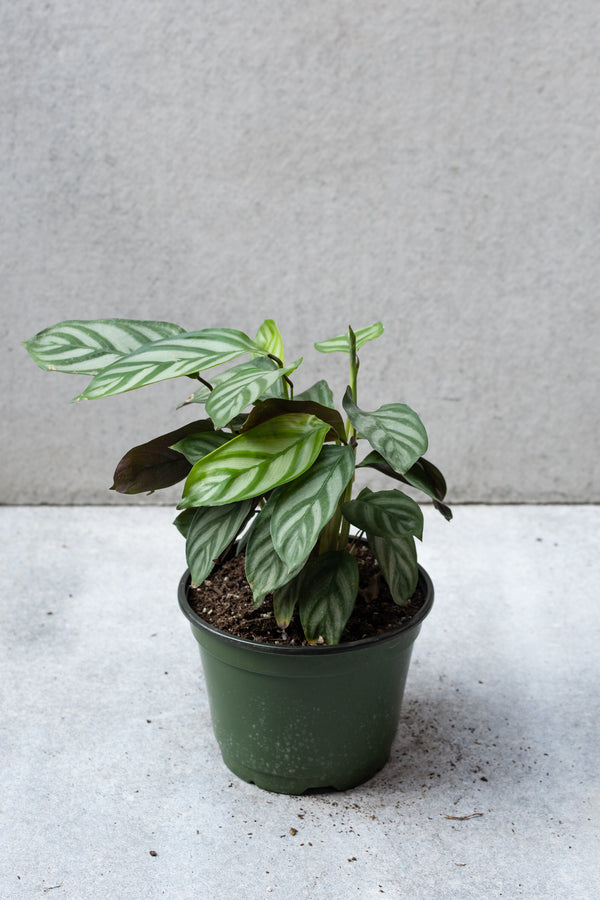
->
xmin=342 ymin=489 xmax=424 ymax=541
xmin=314 ymin=322 xmax=383 ymax=354
xmin=177 ymin=383 xmax=212 ymax=408
xmin=75 ymin=328 xmax=264 ymax=400
xmin=294 ymin=380 xmax=335 ymax=408
xmin=171 ymin=431 xmax=231 ymax=464
xmin=270 ymin=445 xmax=356 ymax=568
xmin=178 ymin=413 xmax=330 ymax=508
xmin=23 ymin=318 xmax=185 ymax=375
xmin=186 ymin=500 xmax=254 ymax=586
xmin=254 ymin=319 xmax=285 ymax=363
xmin=298 ymin=551 xmax=359 ymax=645
xmin=343 ymin=388 xmax=428 ymax=474
xmin=369 ymin=532 xmax=418 ymax=606
xmin=245 ymin=504 xmax=307 ymax=606
xmin=173 ymin=508 xmax=196 ymax=538
xmin=205 ymin=358 xmax=301 ymax=429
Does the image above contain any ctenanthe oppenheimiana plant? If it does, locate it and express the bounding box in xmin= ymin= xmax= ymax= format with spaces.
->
xmin=24 ymin=318 xmax=451 ymax=644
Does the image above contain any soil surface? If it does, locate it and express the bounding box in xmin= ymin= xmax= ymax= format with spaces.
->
xmin=188 ymin=543 xmax=426 ymax=646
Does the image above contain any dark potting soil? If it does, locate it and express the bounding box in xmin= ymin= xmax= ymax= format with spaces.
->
xmin=188 ymin=543 xmax=426 ymax=646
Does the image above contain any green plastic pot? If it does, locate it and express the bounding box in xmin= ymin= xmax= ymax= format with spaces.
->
xmin=178 ymin=566 xmax=434 ymax=795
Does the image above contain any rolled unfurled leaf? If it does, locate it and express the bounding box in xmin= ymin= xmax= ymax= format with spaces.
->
xmin=314 ymin=322 xmax=384 ymax=354
xmin=179 ymin=413 xmax=330 ymax=508
xmin=24 ymin=318 xmax=185 ymax=375
xmin=254 ymin=319 xmax=285 ymax=363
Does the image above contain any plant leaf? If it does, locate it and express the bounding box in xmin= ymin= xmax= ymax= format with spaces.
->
xmin=178 ymin=413 xmax=330 ymax=508
xmin=241 ymin=398 xmax=346 ymax=441
xmin=270 ymin=445 xmax=356 ymax=568
xmin=343 ymin=388 xmax=428 ymax=474
xmin=369 ymin=532 xmax=418 ymax=605
xmin=272 ymin=570 xmax=305 ymax=628
xmin=171 ymin=431 xmax=231 ymax=464
xmin=342 ymin=489 xmax=423 ymax=541
xmin=254 ymin=319 xmax=285 ymax=363
xmin=75 ymin=328 xmax=264 ymax=400
xmin=314 ymin=322 xmax=383 ymax=354
xmin=245 ymin=504 xmax=307 ymax=606
xmin=205 ymin=358 xmax=301 ymax=429
xmin=173 ymin=508 xmax=196 ymax=538
xmin=23 ymin=318 xmax=186 ymax=375
xmin=295 ymin=380 xmax=335 ymax=408
xmin=110 ymin=420 xmax=215 ymax=494
xmin=186 ymin=501 xmax=253 ymax=586
xmin=357 ymin=451 xmax=452 ymax=520
xmin=177 ymin=383 xmax=212 ymax=408
xmin=298 ymin=551 xmax=359 ymax=645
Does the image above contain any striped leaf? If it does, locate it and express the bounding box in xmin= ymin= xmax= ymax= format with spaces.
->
xmin=241 ymin=398 xmax=346 ymax=441
xmin=110 ymin=419 xmax=214 ymax=494
xmin=270 ymin=445 xmax=356 ymax=568
xmin=342 ymin=489 xmax=423 ymax=541
xmin=298 ymin=551 xmax=359 ymax=645
xmin=343 ymin=388 xmax=428 ymax=474
xmin=177 ymin=383 xmax=212 ymax=408
xmin=254 ymin=319 xmax=285 ymax=363
xmin=314 ymin=322 xmax=383 ymax=354
xmin=245 ymin=504 xmax=307 ymax=606
xmin=369 ymin=532 xmax=418 ymax=606
xmin=173 ymin=508 xmax=196 ymax=538
xmin=178 ymin=413 xmax=330 ymax=509
xmin=273 ymin=571 xmax=305 ymax=628
xmin=186 ymin=501 xmax=253 ymax=586
xmin=23 ymin=318 xmax=185 ymax=375
xmin=295 ymin=379 xmax=335 ymax=408
xmin=171 ymin=431 xmax=231 ymax=464
xmin=205 ymin=358 xmax=301 ymax=429
xmin=358 ymin=450 xmax=452 ymax=520
xmin=75 ymin=328 xmax=264 ymax=400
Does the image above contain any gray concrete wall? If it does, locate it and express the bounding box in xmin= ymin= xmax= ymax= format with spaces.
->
xmin=2 ymin=1 xmax=598 ymax=504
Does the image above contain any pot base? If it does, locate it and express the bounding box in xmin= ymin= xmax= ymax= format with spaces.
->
xmin=221 ymin=753 xmax=389 ymax=795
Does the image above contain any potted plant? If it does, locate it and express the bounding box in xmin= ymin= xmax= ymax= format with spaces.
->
xmin=24 ymin=317 xmax=451 ymax=794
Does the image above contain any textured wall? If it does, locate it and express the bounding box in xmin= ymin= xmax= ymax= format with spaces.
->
xmin=2 ymin=1 xmax=599 ymax=503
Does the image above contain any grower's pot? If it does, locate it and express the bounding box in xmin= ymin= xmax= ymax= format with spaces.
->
xmin=178 ymin=566 xmax=434 ymax=794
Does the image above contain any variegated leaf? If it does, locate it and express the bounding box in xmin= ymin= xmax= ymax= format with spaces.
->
xmin=178 ymin=413 xmax=330 ymax=508
xmin=369 ymin=532 xmax=418 ymax=605
xmin=270 ymin=445 xmax=356 ymax=568
xmin=75 ymin=328 xmax=264 ymax=400
xmin=254 ymin=318 xmax=285 ymax=363
xmin=171 ymin=431 xmax=231 ymax=464
xmin=23 ymin=318 xmax=185 ymax=375
xmin=245 ymin=504 xmax=307 ymax=606
xmin=298 ymin=551 xmax=359 ymax=645
xmin=205 ymin=358 xmax=301 ymax=429
xmin=110 ymin=420 xmax=214 ymax=494
xmin=295 ymin=379 xmax=335 ymax=408
xmin=186 ymin=501 xmax=253 ymax=586
xmin=241 ymin=398 xmax=346 ymax=441
xmin=343 ymin=388 xmax=428 ymax=474
xmin=357 ymin=450 xmax=452 ymax=520
xmin=173 ymin=508 xmax=196 ymax=538
xmin=342 ymin=488 xmax=423 ymax=540
xmin=314 ymin=322 xmax=383 ymax=354
xmin=273 ymin=570 xmax=305 ymax=628
xmin=177 ymin=383 xmax=212 ymax=408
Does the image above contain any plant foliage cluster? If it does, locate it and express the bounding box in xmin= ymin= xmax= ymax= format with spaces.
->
xmin=25 ymin=318 xmax=451 ymax=644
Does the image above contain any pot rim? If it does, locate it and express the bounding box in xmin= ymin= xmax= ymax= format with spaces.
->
xmin=178 ymin=564 xmax=434 ymax=656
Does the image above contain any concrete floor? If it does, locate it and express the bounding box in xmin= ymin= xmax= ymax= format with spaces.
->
xmin=1 ymin=506 xmax=598 ymax=899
